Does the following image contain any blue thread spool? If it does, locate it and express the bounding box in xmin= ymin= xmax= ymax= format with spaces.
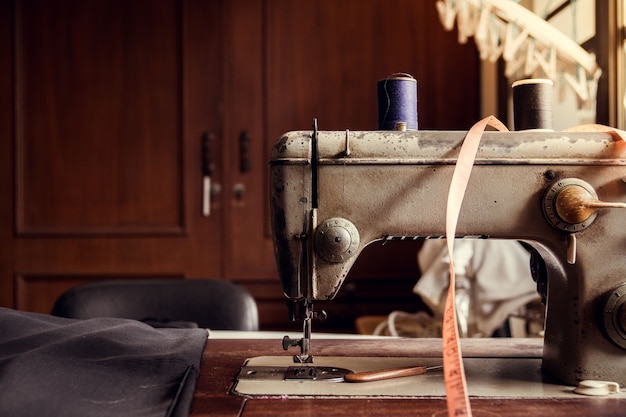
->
xmin=512 ymin=78 xmax=553 ymax=131
xmin=377 ymin=74 xmax=418 ymax=131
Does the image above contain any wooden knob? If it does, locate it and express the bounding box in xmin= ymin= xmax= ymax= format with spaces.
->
xmin=555 ymin=185 xmax=626 ymax=224
xmin=555 ymin=186 xmax=598 ymax=223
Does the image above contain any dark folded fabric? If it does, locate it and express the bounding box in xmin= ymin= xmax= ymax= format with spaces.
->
xmin=0 ymin=307 xmax=207 ymax=417
xmin=140 ymin=318 xmax=199 ymax=329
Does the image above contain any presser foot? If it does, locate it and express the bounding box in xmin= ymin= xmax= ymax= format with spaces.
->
xmin=282 ymin=335 xmax=314 ymax=363
xmin=283 ymin=302 xmax=327 ymax=363
xmin=283 ymin=309 xmax=313 ymax=363
xmin=283 ymin=310 xmax=324 ymax=363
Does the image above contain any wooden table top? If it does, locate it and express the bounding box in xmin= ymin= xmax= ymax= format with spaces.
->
xmin=189 ymin=337 xmax=624 ymax=417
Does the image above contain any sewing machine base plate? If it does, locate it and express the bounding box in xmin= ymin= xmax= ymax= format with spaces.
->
xmin=230 ymin=355 xmax=625 ymax=399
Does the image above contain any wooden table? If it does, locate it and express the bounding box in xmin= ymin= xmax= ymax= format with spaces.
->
xmin=189 ymin=337 xmax=624 ymax=417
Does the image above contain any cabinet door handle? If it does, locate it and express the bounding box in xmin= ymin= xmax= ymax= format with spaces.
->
xmin=239 ymin=130 xmax=252 ymax=173
xmin=201 ymin=132 xmax=214 ymax=217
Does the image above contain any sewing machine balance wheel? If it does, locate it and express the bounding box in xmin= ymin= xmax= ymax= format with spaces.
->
xmin=314 ymin=218 xmax=360 ymax=263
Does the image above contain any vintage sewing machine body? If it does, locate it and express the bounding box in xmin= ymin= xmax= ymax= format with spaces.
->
xmin=269 ymin=125 xmax=626 ymax=387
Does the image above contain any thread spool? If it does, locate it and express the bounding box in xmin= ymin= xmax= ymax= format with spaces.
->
xmin=377 ymin=74 xmax=418 ymax=131
xmin=512 ymin=78 xmax=553 ymax=131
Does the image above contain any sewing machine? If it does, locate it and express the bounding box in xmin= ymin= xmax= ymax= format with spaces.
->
xmin=269 ymin=122 xmax=626 ymax=386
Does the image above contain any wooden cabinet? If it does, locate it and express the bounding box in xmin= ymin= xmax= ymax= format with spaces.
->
xmin=1 ymin=0 xmax=224 ymax=313
xmin=1 ymin=0 xmax=479 ymax=332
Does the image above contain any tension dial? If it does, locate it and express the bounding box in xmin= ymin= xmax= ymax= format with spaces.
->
xmin=542 ymin=178 xmax=626 ymax=232
xmin=314 ymin=217 xmax=360 ymax=263
xmin=542 ymin=178 xmax=600 ymax=232
xmin=542 ymin=178 xmax=626 ymax=263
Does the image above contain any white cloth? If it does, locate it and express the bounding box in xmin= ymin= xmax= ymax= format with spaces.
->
xmin=415 ymin=239 xmax=540 ymax=337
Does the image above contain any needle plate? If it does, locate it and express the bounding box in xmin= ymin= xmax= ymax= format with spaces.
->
xmin=238 ymin=365 xmax=352 ymax=382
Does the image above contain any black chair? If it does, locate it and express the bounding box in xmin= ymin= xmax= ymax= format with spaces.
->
xmin=52 ymin=279 xmax=259 ymax=331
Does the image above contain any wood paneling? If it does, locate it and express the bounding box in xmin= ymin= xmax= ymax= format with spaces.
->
xmin=264 ymin=0 xmax=480 ymax=135
xmin=0 ymin=0 xmax=15 ymax=309
xmin=222 ymin=0 xmax=271 ymax=279
xmin=3 ymin=0 xmax=224 ymax=313
xmin=14 ymin=0 xmax=184 ymax=235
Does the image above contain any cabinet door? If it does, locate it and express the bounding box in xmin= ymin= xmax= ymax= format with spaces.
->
xmin=222 ymin=0 xmax=273 ymax=280
xmin=1 ymin=0 xmax=224 ymax=313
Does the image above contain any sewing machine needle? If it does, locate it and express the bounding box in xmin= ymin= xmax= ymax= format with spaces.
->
xmin=343 ymin=365 xmax=443 ymax=383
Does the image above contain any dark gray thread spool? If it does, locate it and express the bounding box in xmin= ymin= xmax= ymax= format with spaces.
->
xmin=512 ymin=78 xmax=554 ymax=131
xmin=377 ymin=74 xmax=418 ymax=131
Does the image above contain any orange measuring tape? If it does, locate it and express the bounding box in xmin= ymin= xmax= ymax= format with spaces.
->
xmin=443 ymin=116 xmax=508 ymax=417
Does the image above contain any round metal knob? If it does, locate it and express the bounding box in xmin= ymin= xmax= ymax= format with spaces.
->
xmin=603 ymin=283 xmax=626 ymax=349
xmin=541 ymin=178 xmax=626 ymax=232
xmin=315 ymin=218 xmax=360 ymax=263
